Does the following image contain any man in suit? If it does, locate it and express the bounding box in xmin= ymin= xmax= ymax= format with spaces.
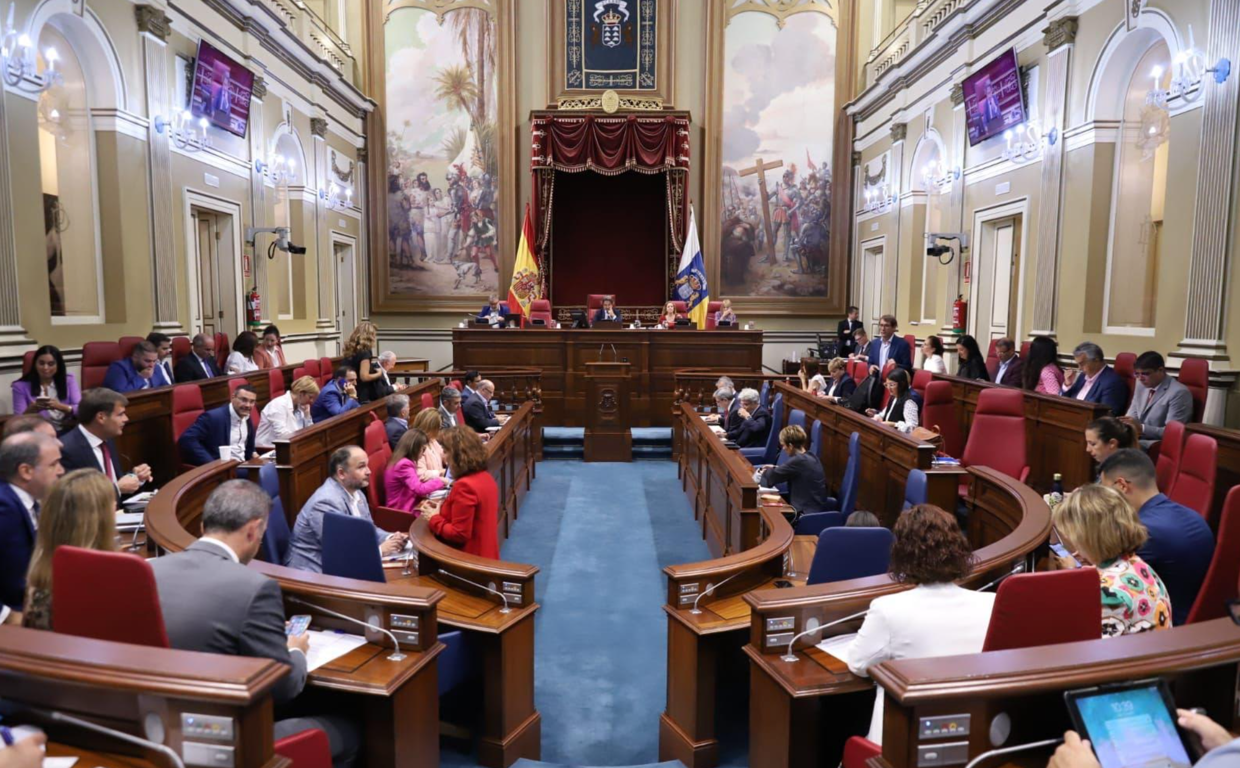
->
xmin=1099 ymin=450 xmax=1214 ymax=626
xmin=1121 ymin=352 xmax=1194 ymax=449
xmin=867 ymin=314 xmax=913 ymax=375
xmin=59 ymin=388 xmax=151 ymax=496
xmin=370 ymin=351 xmax=397 ymax=401
xmin=463 ymin=379 xmax=503 ymax=432
xmin=310 ymin=366 xmax=360 ymax=423
xmin=986 ymin=338 xmax=1024 ymax=387
xmin=461 ymin=370 xmax=481 ymax=402
xmin=175 ymin=334 xmax=221 ymax=382
xmin=704 ymin=387 xmax=741 ymax=431
xmin=837 ymin=306 xmax=863 ymax=357
xmin=850 ymin=328 xmax=871 ymax=362
xmin=592 ymin=296 xmax=619 ymax=324
xmin=103 ymin=340 xmax=159 ymax=393
xmin=1062 ymin=342 xmax=1128 ymax=415
xmin=728 ymin=388 xmax=771 ymax=448
xmin=285 ymin=446 xmax=408 ymax=573
xmin=149 ymin=480 xmax=358 ymax=764
xmin=385 ymin=394 xmax=410 ymax=450
xmin=147 ymin=332 xmax=175 ymax=388
xmin=178 ymin=385 xmax=258 ymax=466
xmin=0 ymin=432 xmax=64 ymax=615
xmin=477 ymin=293 xmax=511 ymax=327
xmin=439 ymin=386 xmax=462 ymax=431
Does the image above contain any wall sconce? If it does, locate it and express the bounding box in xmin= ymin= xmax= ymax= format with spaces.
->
xmin=154 ymin=110 xmax=212 ymax=152
xmin=861 ymin=183 xmax=896 ymax=214
xmin=1002 ymin=120 xmax=1058 ymax=164
xmin=1 ymin=3 xmax=61 ymax=94
xmin=922 ymin=160 xmax=960 ymax=194
xmin=319 ymin=184 xmax=353 ymax=211
xmin=1146 ymin=26 xmax=1231 ymax=110
xmin=255 ymin=154 xmax=297 ymax=186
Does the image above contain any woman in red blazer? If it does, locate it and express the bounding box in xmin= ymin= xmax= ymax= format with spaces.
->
xmin=428 ymin=427 xmax=499 ymax=559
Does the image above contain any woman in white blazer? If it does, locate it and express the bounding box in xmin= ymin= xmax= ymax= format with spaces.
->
xmin=846 ymin=505 xmax=996 ymax=745
xmin=255 ymin=376 xmax=320 ymax=446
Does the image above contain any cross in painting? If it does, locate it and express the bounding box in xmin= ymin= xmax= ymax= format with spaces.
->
xmin=739 ymin=157 xmax=783 ymax=261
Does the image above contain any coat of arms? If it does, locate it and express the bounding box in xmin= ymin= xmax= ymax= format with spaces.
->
xmin=594 ymin=1 xmax=629 ymax=48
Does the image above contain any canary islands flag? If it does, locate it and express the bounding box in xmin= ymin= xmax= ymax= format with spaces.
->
xmin=675 ymin=206 xmax=709 ymax=329
xmin=508 ymin=204 xmax=542 ymax=316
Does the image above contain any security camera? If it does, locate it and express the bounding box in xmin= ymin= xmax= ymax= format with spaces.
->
xmin=925 ymin=232 xmax=970 ymax=265
xmin=246 ymin=226 xmax=307 ymax=257
xmin=287 ymin=244 xmax=308 ymax=255
xmin=926 ymin=232 xmax=971 ymax=250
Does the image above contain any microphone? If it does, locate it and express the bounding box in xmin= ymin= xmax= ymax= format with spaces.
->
xmin=781 ymin=608 xmax=869 ymax=663
xmin=610 ymin=344 xmax=618 ymax=361
xmin=287 ymin=596 xmax=406 ymax=661
xmin=690 ymin=569 xmax=745 ymax=615
xmin=437 ymin=569 xmax=511 ymax=613
xmin=40 ymin=709 xmax=186 ymax=768
xmin=963 ymin=737 xmax=1064 ymax=768
xmin=976 ymin=561 xmax=1027 ymax=593
xmin=598 ymin=344 xmax=605 ymax=362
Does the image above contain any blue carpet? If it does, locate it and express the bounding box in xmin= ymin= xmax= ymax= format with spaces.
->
xmin=443 ymin=460 xmax=714 ymax=767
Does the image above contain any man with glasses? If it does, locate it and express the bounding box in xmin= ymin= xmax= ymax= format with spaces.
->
xmin=1121 ymin=351 xmax=1193 ymax=450
xmin=866 ymin=314 xmax=913 ymax=376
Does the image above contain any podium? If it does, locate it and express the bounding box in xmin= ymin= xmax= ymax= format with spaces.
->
xmin=584 ymin=361 xmax=632 ymax=462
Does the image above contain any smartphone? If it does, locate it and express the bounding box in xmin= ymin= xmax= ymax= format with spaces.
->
xmin=1049 ymin=542 xmax=1079 ymax=567
xmin=774 ymin=580 xmax=793 ymax=588
xmin=286 ymin=614 xmax=311 ymax=636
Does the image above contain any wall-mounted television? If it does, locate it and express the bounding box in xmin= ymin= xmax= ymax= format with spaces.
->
xmin=188 ymin=39 xmax=255 ymax=139
xmin=963 ymin=48 xmax=1026 ymax=147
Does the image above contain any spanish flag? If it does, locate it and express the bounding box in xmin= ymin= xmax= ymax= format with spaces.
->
xmin=508 ymin=204 xmax=543 ymax=316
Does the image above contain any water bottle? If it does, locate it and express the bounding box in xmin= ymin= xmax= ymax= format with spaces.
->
xmin=1052 ymin=473 xmax=1064 ymax=495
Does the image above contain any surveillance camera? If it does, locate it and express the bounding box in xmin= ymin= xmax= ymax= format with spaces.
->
xmin=287 ymin=244 xmax=307 ymax=255
xmin=927 ymin=244 xmax=952 ymax=258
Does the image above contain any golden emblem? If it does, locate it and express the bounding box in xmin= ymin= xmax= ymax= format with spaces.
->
xmin=601 ymin=89 xmax=621 ymax=114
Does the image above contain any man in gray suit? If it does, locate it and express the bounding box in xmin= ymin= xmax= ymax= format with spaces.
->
xmin=1122 ymin=351 xmax=1194 ymax=450
xmin=285 ymin=445 xmax=407 ymax=573
xmin=438 ymin=386 xmax=462 ymax=431
xmin=149 ymin=480 xmax=357 ymax=765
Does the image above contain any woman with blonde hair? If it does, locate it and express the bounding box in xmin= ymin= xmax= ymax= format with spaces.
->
xmin=1052 ymin=483 xmax=1172 ymax=637
xmin=23 ymin=469 xmax=118 ymax=630
xmin=343 ymin=321 xmax=383 ymax=403
xmin=412 ymin=408 xmax=447 ymax=481
xmin=822 ymin=357 xmax=856 ymax=403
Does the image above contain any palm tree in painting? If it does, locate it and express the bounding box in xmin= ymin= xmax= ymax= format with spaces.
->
xmin=433 ymin=64 xmax=480 ymax=127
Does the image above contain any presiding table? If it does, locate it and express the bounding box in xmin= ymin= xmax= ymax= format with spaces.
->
xmin=452 ymin=328 xmax=764 ymax=427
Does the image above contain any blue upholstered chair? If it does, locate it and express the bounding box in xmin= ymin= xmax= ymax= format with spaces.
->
xmin=741 ymin=394 xmax=783 ymax=465
xmin=808 ymin=420 xmax=823 ymax=459
xmin=258 ymin=461 xmax=281 ymax=500
xmin=903 ymin=469 xmax=928 ymax=510
xmin=322 ymin=513 xmax=386 ymax=583
xmin=437 ymin=630 xmax=476 ymax=697
xmin=259 ymin=496 xmax=291 ymax=565
xmin=806 ymin=527 xmax=895 ymax=586
xmin=759 ymin=381 xmax=771 ymax=409
xmin=795 ymin=432 xmax=860 ymax=535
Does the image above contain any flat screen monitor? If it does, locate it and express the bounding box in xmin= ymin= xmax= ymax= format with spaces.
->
xmin=962 ymin=48 xmax=1026 ymax=146
xmin=189 ymin=40 xmax=255 ymax=139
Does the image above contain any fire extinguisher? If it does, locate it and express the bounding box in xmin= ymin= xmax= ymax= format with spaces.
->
xmin=246 ymin=287 xmax=262 ymax=327
xmin=952 ymin=295 xmax=967 ymax=334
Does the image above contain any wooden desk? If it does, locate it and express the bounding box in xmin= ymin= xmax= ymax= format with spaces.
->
xmin=934 ymin=374 xmax=1110 ymax=492
xmin=869 ymin=618 xmax=1240 ymax=768
xmin=1186 ymin=423 xmax=1240 ymax=530
xmin=0 ymin=625 xmax=290 ymax=767
xmin=743 ymin=468 xmax=1052 ymax=768
xmin=452 ymin=328 xmax=764 ymax=427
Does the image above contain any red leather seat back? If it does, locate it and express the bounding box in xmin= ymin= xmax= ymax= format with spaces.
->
xmin=455 ymin=408 xmax=466 ymax=426
xmin=451 ymin=379 xmax=464 ymax=392
xmin=962 ymin=388 xmax=1028 ymax=481
xmin=171 ymin=384 xmax=205 ymax=441
xmin=21 ymin=350 xmax=35 ymax=378
xmin=367 ymin=445 xmax=391 ymax=509
xmin=1154 ymin=420 xmax=1185 ymax=493
xmin=848 ymin=360 xmax=867 ymax=384
xmin=983 ymin=569 xmax=1101 ymax=651
xmin=1186 ymin=486 xmax=1240 ymax=623
xmin=81 ymin=342 xmax=120 ymax=390
xmin=986 ymin=339 xmax=999 ymax=368
xmin=1168 ymin=433 xmax=1217 ymax=522
xmin=1114 ymin=352 xmax=1136 ymax=410
xmin=293 ymin=366 xmax=307 ymax=382
xmin=303 ymin=359 xmax=322 ymax=382
xmin=526 ymin=299 xmax=554 ymax=327
xmin=1020 ymin=341 xmax=1030 ymax=359
xmin=213 ymin=333 xmax=230 ymax=372
xmin=364 ymin=419 xmax=387 ymax=455
xmin=912 ymin=369 xmax=933 ymax=400
xmin=117 ymin=336 xmax=143 ymax=361
xmin=269 ymin=368 xmax=285 ymax=399
xmin=903 ymin=334 xmax=916 ymax=353
xmin=880 ymin=360 xmax=896 ymax=382
xmin=52 ymin=546 xmax=170 ymax=648
xmin=319 ymin=357 xmax=333 ymax=386
xmin=274 ymin=728 xmax=332 ymax=768
xmin=1178 ymin=358 xmax=1208 ymax=422
xmin=671 ymin=301 xmax=688 ymax=315
xmin=922 ymin=381 xmax=963 ymax=459
xmin=586 ymin=294 xmax=611 ymax=312
xmin=421 ymin=392 xmax=434 ymax=410
xmin=705 ymin=301 xmax=723 ymax=330
xmin=171 ymin=336 xmax=191 ymax=369
xmin=842 ymin=736 xmax=881 ymax=768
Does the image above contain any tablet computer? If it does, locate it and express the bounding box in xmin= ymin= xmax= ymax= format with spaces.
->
xmin=1064 ymin=679 xmax=1194 ymax=768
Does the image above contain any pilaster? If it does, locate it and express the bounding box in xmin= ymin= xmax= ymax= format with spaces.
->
xmin=0 ymin=78 xmax=33 ymax=351
xmin=311 ymin=118 xmax=334 ymax=329
xmin=248 ymin=75 xmax=270 ymax=323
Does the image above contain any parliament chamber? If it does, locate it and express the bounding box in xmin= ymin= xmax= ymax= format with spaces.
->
xmin=5 ymin=0 xmax=1240 ymax=767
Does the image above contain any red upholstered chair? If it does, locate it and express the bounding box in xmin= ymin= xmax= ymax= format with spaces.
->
xmin=420 ymin=392 xmax=435 ymax=410
xmin=704 ymin=301 xmax=723 ymax=330
xmin=273 ymin=728 xmax=332 ymax=768
xmin=525 ymin=299 xmax=554 ymax=327
xmin=455 ymin=408 xmax=466 ymax=427
xmin=961 ymin=388 xmax=1029 ymax=483
xmin=1186 ymin=486 xmax=1240 ymax=624
xmin=1168 ymin=433 xmax=1217 ymax=522
xmin=319 ymin=357 xmax=333 ymax=386
xmin=1154 ymin=420 xmax=1186 ymax=494
xmin=1114 ymin=352 xmax=1137 ymax=409
xmin=171 ymin=385 xmax=205 ymax=442
xmin=292 ymin=366 xmax=307 ymax=382
xmin=986 ymin=339 xmax=999 ymax=367
xmin=117 ymin=336 xmax=143 ymax=360
xmin=213 ymin=332 xmax=230 ymax=373
xmin=880 ymin=360 xmax=896 ymax=382
xmin=843 ymin=736 xmax=880 ymax=768
xmin=229 ymin=377 xmax=260 ymax=428
xmin=921 ymin=381 xmax=963 ymax=459
xmin=586 ymin=293 xmax=614 ymax=325
xmin=171 ymin=336 xmax=191 ymax=369
xmin=912 ymin=369 xmax=933 ymax=401
xmin=1020 ymin=341 xmax=1031 ymax=360
xmin=671 ymin=301 xmax=688 ymax=315
xmin=81 ymin=341 xmax=120 ymax=390
xmin=364 ymin=419 xmax=387 ymax=456
xmin=20 ymin=350 xmax=34 ymax=377
xmin=982 ymin=570 xmax=1102 ymax=651
xmin=268 ymin=368 xmax=286 ymax=399
xmin=52 ymin=546 xmax=170 ymax=648
xmin=903 ymin=334 xmax=916 ymax=353
xmin=303 ymin=359 xmax=322 ymax=382
xmin=1178 ymin=358 xmax=1209 ymax=422
xmin=366 ymin=444 xmax=391 ymax=509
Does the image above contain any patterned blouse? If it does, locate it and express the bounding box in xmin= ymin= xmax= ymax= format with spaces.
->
xmin=1035 ymin=364 xmax=1065 ymax=395
xmin=1098 ymin=554 xmax=1172 ymax=637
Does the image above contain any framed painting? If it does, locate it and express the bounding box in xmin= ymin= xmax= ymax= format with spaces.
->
xmin=364 ymin=0 xmax=516 ymax=313
xmin=546 ymin=0 xmax=675 ymax=109
xmin=702 ymin=0 xmax=855 ymax=315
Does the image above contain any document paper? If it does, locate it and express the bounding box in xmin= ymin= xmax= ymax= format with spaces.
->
xmin=303 ymin=630 xmax=370 ymax=672
xmin=815 ymin=632 xmax=860 ymax=666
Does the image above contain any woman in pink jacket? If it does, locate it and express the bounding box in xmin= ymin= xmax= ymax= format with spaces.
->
xmin=384 ymin=428 xmax=447 ymax=512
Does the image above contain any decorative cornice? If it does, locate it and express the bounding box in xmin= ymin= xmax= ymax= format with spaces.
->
xmin=251 ymin=75 xmax=268 ymax=101
xmin=310 ymin=117 xmax=328 ymax=138
xmin=724 ymin=0 xmax=837 ymax=28
xmin=950 ymin=83 xmax=964 ymax=107
xmin=890 ymin=122 xmax=907 ymax=142
xmin=135 ymin=5 xmax=172 ymax=41
xmin=1042 ymin=16 xmax=1078 ymax=50
xmin=555 ymin=95 xmax=665 ymax=111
